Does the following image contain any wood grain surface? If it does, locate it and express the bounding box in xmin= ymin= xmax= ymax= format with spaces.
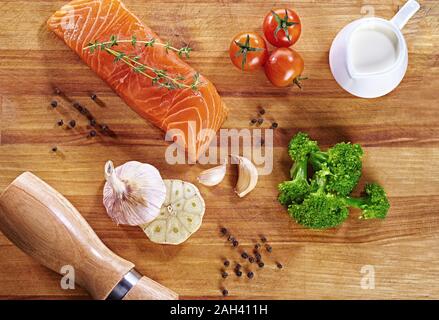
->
xmin=0 ymin=0 xmax=438 ymax=300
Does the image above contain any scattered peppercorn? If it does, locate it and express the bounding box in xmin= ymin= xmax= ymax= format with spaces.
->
xmin=51 ymin=146 xmax=58 ymax=152
xmin=248 ymin=256 xmax=255 ymax=263
xmin=260 ymin=236 xmax=267 ymax=243
xmin=54 ymin=87 xmax=61 ymax=95
xmin=223 ymin=260 xmax=230 ymax=267
xmin=232 ymin=240 xmax=239 ymax=247
xmin=220 ymin=227 xmax=228 ymax=235
xmin=221 ymin=271 xmax=228 ymax=279
xmin=73 ymin=102 xmax=81 ymax=109
xmin=236 ymin=270 xmax=242 ymax=277
xmin=89 ymin=118 xmax=96 ymax=127
xmin=276 ymin=262 xmax=283 ymax=269
xmin=241 ymin=252 xmax=248 ymax=259
xmin=89 ymin=130 xmax=97 ymax=137
xmin=258 ymin=262 xmax=265 ymax=268
xmin=69 ymin=120 xmax=76 ymax=128
xmin=50 ymin=100 xmax=58 ymax=108
xmin=222 ymin=289 xmax=228 ymax=297
xmin=257 ymin=118 xmax=264 ymax=125
xmin=90 ymin=93 xmax=97 ymax=101
xmin=227 ymin=235 xmax=234 ymax=242
xmin=259 ymin=108 xmax=266 ymax=115
xmin=80 ymin=107 xmax=88 ymax=115
xmin=57 ymin=119 xmax=64 ymax=126
xmin=266 ymin=245 xmax=273 ymax=253
xmin=255 ymin=252 xmax=262 ymax=260
xmin=255 ymin=243 xmax=261 ymax=250
xmin=247 ymin=272 xmax=254 ymax=279
xmin=271 ymin=122 xmax=278 ymax=129
xmin=235 ymin=263 xmax=241 ymax=270
xmin=100 ymin=124 xmax=108 ymax=131
xmin=250 ymin=118 xmax=257 ymax=125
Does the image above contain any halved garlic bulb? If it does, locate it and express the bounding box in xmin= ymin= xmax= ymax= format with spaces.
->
xmin=103 ymin=161 xmax=167 ymax=226
xmin=230 ymin=155 xmax=258 ymax=198
xmin=140 ymin=180 xmax=205 ymax=245
xmin=197 ymin=163 xmax=227 ymax=186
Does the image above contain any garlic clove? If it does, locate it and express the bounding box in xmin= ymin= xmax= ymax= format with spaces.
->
xmin=140 ymin=180 xmax=205 ymax=245
xmin=197 ymin=163 xmax=227 ymax=187
xmin=103 ymin=160 xmax=167 ymax=226
xmin=230 ymin=155 xmax=259 ymax=198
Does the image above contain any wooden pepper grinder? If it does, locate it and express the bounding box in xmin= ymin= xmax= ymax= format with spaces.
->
xmin=0 ymin=172 xmax=178 ymax=300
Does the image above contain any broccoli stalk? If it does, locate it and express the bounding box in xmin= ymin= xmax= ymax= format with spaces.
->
xmin=278 ymin=132 xmax=318 ymax=206
xmin=308 ymin=142 xmax=364 ymax=196
xmin=344 ymin=183 xmax=390 ymax=219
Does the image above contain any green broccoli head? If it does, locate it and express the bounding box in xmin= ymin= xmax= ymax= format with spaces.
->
xmin=345 ymin=183 xmax=390 ymax=219
xmin=278 ymin=179 xmax=310 ymax=206
xmin=288 ymin=193 xmax=349 ymax=229
xmin=288 ymin=132 xmax=319 ymax=162
xmin=288 ymin=165 xmax=349 ymax=229
xmin=310 ymin=142 xmax=364 ymax=196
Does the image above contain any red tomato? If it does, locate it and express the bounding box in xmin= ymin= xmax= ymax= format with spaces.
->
xmin=229 ymin=32 xmax=268 ymax=71
xmin=263 ymin=8 xmax=302 ymax=48
xmin=264 ymin=48 xmax=304 ymax=88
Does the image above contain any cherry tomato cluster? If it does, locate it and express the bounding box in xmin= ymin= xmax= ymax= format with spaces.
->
xmin=229 ymin=8 xmax=305 ymax=88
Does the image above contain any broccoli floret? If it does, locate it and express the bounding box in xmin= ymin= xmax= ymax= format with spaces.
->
xmin=288 ymin=132 xmax=319 ymax=164
xmin=288 ymin=166 xmax=349 ymax=229
xmin=344 ymin=183 xmax=390 ymax=219
xmin=309 ymin=142 xmax=363 ymax=196
xmin=278 ymin=133 xmax=319 ymax=206
xmin=278 ymin=162 xmax=310 ymax=206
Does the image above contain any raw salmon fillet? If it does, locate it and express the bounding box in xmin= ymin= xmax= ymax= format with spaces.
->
xmin=48 ymin=0 xmax=227 ymax=161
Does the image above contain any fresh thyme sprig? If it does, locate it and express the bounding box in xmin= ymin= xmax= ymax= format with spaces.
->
xmin=84 ymin=35 xmax=192 ymax=58
xmin=83 ymin=35 xmax=199 ymax=90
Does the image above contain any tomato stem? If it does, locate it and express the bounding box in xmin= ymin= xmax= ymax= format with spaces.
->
xmin=271 ymin=9 xmax=299 ymax=42
xmin=293 ymin=76 xmax=308 ymax=90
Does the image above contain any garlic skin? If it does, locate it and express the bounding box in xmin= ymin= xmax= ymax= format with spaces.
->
xmin=103 ymin=161 xmax=166 ymax=226
xmin=230 ymin=155 xmax=258 ymax=198
xmin=197 ymin=163 xmax=227 ymax=187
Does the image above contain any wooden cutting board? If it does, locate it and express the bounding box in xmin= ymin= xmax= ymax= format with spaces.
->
xmin=0 ymin=0 xmax=438 ymax=299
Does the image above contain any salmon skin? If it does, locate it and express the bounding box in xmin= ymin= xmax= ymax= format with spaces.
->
xmin=48 ymin=0 xmax=227 ymax=162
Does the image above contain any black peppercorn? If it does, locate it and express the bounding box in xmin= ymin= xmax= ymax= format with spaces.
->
xmin=73 ymin=102 xmax=81 ymax=109
xmin=236 ymin=270 xmax=242 ymax=277
xmin=51 ymin=146 xmax=58 ymax=152
xmin=235 ymin=263 xmax=241 ymax=270
xmin=247 ymin=272 xmax=254 ymax=279
xmin=257 ymin=118 xmax=264 ymax=125
xmin=89 ymin=130 xmax=97 ymax=137
xmin=232 ymin=240 xmax=239 ymax=247
xmin=276 ymin=262 xmax=283 ymax=269
xmin=266 ymin=245 xmax=272 ymax=253
xmin=220 ymin=227 xmax=228 ymax=235
xmin=241 ymin=252 xmax=248 ymax=259
xmin=259 ymin=108 xmax=266 ymax=115
xmin=90 ymin=93 xmax=97 ymax=100
xmin=80 ymin=107 xmax=88 ymax=115
xmin=69 ymin=120 xmax=76 ymax=128
xmin=271 ymin=122 xmax=278 ymax=129
xmin=250 ymin=118 xmax=257 ymax=125
xmin=54 ymin=87 xmax=61 ymax=95
xmin=89 ymin=119 xmax=96 ymax=127
xmin=222 ymin=289 xmax=228 ymax=297
xmin=255 ymin=243 xmax=261 ymax=250
xmin=57 ymin=119 xmax=64 ymax=126
xmin=255 ymin=252 xmax=262 ymax=260
xmin=50 ymin=100 xmax=58 ymax=108
xmin=248 ymin=256 xmax=255 ymax=263
xmin=221 ymin=271 xmax=228 ymax=279
xmin=258 ymin=262 xmax=265 ymax=268
xmin=227 ymin=235 xmax=234 ymax=242
xmin=223 ymin=260 xmax=230 ymax=267
xmin=100 ymin=124 xmax=108 ymax=131
xmin=260 ymin=236 xmax=267 ymax=243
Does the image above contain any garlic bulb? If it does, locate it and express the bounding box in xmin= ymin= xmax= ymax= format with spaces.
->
xmin=230 ymin=155 xmax=258 ymax=198
xmin=103 ymin=160 xmax=167 ymax=226
xmin=197 ymin=162 xmax=227 ymax=186
xmin=140 ymin=180 xmax=205 ymax=245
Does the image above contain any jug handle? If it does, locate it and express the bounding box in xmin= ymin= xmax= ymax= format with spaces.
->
xmin=390 ymin=0 xmax=420 ymax=30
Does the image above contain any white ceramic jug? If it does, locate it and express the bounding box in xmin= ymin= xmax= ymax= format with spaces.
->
xmin=329 ymin=0 xmax=420 ymax=98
